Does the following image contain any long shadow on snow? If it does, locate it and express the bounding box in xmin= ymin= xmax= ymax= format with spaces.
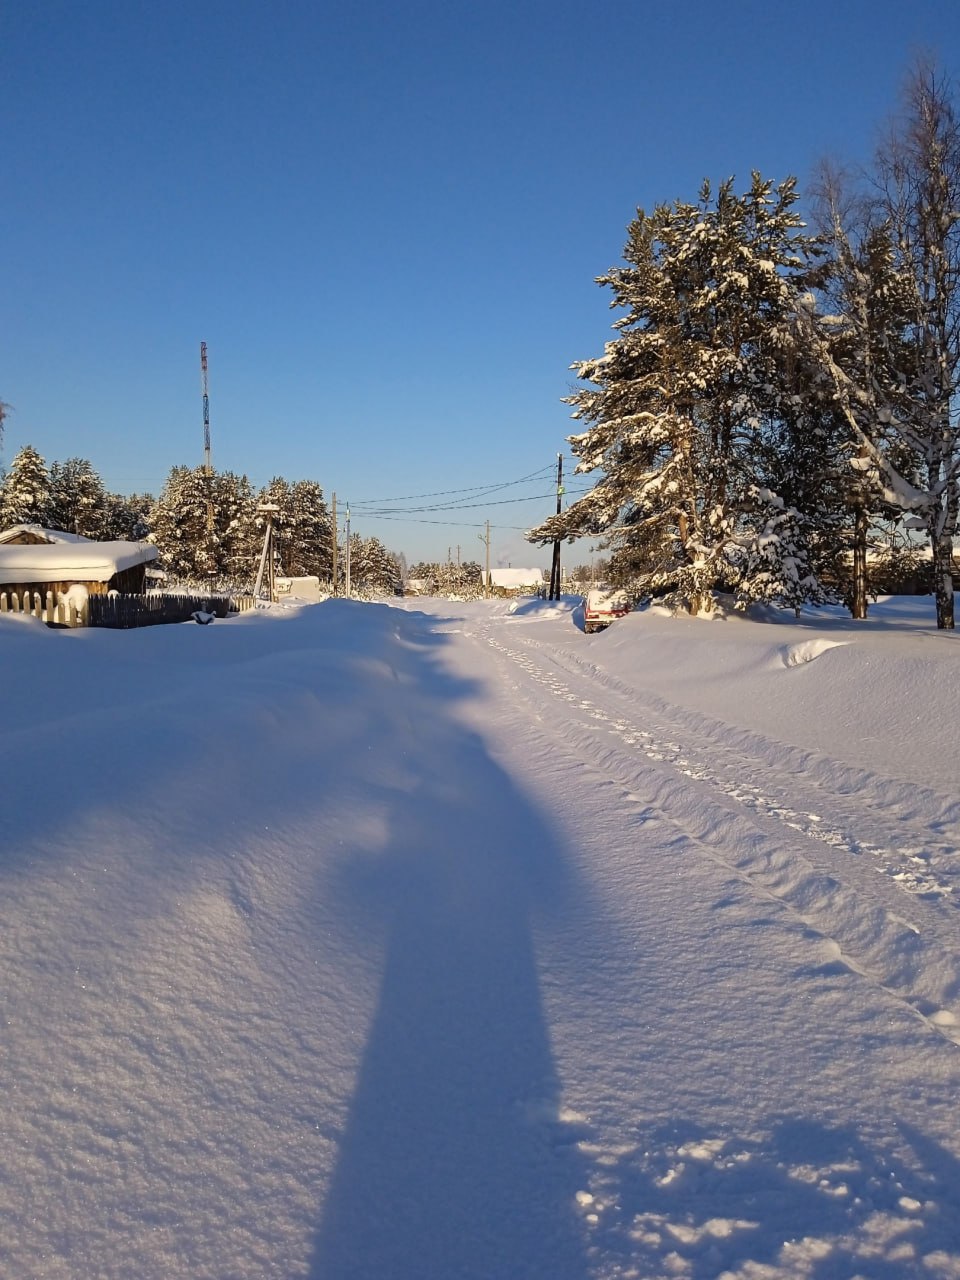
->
xmin=587 ymin=1114 xmax=960 ymax=1277
xmin=1 ymin=601 xmax=592 ymax=1276
xmin=307 ymin=611 xmax=591 ymax=1280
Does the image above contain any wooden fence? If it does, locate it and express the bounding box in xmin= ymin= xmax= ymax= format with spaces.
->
xmin=0 ymin=590 xmax=258 ymax=629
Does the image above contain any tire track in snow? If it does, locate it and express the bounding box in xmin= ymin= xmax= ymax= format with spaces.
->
xmin=507 ymin=631 xmax=960 ymax=905
xmin=472 ymin=623 xmax=960 ymax=1050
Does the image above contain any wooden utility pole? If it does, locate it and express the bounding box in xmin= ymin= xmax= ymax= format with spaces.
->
xmin=480 ymin=520 xmax=491 ymax=598
xmin=344 ymin=502 xmax=351 ymax=598
xmin=331 ymin=492 xmax=338 ymax=595
xmin=253 ymin=502 xmax=280 ymax=602
xmin=549 ymin=453 xmax=563 ymax=599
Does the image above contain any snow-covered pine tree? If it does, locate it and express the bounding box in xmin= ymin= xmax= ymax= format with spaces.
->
xmin=0 ymin=444 xmax=51 ymax=528
xmin=149 ymin=465 xmax=221 ymax=582
xmin=434 ymin=559 xmax=463 ymax=595
xmin=48 ymin=458 xmax=108 ymax=538
xmin=346 ymin=532 xmax=368 ymax=591
xmin=102 ymin=491 xmax=153 ymax=541
xmin=368 ymin=537 xmax=400 ymax=593
xmin=528 ymin=174 xmax=823 ymax=613
xmin=460 ymin=559 xmax=483 ymax=596
xmin=345 ymin=535 xmax=400 ymax=594
xmin=288 ymin=480 xmax=334 ymax=580
xmin=216 ymin=472 xmax=259 ymax=584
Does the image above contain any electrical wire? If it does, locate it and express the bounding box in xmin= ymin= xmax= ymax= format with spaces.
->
xmin=356 ymin=488 xmax=590 ymax=516
xmin=362 ymin=513 xmax=547 ymax=531
xmin=348 ymin=465 xmax=555 ymax=508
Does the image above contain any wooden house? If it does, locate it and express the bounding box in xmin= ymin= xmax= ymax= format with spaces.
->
xmin=0 ymin=525 xmax=158 ymax=599
xmin=487 ymin=567 xmax=546 ymax=597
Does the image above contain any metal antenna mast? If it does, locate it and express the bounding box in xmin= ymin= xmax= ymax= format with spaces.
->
xmin=200 ymin=341 xmax=212 ymax=472
xmin=200 ymin=342 xmax=214 ymax=536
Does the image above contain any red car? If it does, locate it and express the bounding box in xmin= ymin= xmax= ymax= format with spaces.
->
xmin=583 ymin=589 xmax=631 ymax=633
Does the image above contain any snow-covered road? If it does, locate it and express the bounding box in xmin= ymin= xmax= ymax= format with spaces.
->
xmin=421 ymin=599 xmax=960 ymax=1279
xmin=2 ymin=597 xmax=959 ymax=1278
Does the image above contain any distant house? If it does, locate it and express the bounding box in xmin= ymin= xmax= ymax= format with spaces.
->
xmin=487 ymin=567 xmax=546 ymax=596
xmin=0 ymin=525 xmax=158 ymax=598
xmin=275 ymin=575 xmax=323 ymax=603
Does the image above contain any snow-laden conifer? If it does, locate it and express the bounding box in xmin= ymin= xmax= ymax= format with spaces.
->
xmin=348 ymin=534 xmax=402 ymax=594
xmin=103 ymin=491 xmax=153 ymax=542
xmin=149 ymin=466 xmax=221 ymax=582
xmin=48 ymin=457 xmax=108 ymax=538
xmin=288 ymin=480 xmax=334 ymax=580
xmin=529 ymin=174 xmax=823 ymax=613
xmin=0 ymin=444 xmax=51 ymax=528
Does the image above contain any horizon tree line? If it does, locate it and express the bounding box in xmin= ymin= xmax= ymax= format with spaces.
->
xmin=0 ymin=448 xmax=403 ymax=595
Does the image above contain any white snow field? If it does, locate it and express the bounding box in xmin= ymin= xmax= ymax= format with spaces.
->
xmin=2 ymin=594 xmax=960 ymax=1279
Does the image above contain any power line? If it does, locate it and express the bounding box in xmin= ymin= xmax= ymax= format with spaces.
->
xmin=356 ymin=488 xmax=591 ymax=516
xmin=349 ymin=465 xmax=555 ymax=508
xmin=363 ymin=513 xmax=545 ymax=530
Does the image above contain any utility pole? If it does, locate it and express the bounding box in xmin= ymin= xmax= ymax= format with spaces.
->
xmin=344 ymin=502 xmax=351 ymax=598
xmin=549 ymin=453 xmax=564 ymax=600
xmin=331 ymin=492 xmax=338 ymax=595
xmin=253 ymin=502 xmax=279 ymax=603
xmin=479 ymin=520 xmax=491 ymax=598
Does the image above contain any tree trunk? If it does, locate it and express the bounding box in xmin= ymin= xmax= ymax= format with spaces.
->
xmin=932 ymin=530 xmax=955 ymax=629
xmin=850 ymin=505 xmax=869 ymax=619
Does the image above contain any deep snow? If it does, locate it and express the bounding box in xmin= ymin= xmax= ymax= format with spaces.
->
xmin=1 ymin=595 xmax=959 ymax=1278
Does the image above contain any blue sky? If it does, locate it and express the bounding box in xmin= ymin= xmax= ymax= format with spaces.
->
xmin=3 ymin=0 xmax=959 ymax=567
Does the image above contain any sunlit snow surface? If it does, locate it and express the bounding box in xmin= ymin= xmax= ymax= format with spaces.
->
xmin=1 ymin=595 xmax=959 ymax=1279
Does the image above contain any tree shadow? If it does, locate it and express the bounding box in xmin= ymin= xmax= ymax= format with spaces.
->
xmin=582 ymin=1114 xmax=960 ymax=1278
xmin=307 ymin=654 xmax=592 ymax=1279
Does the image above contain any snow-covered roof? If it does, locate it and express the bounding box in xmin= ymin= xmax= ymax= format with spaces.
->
xmin=489 ymin=568 xmax=545 ymax=589
xmin=0 ymin=524 xmax=93 ymax=546
xmin=0 ymin=539 xmax=158 ymax=583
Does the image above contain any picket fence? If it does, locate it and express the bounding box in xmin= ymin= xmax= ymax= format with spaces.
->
xmin=0 ymin=590 xmax=258 ymax=629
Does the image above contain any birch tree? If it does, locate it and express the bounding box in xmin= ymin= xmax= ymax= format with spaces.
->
xmin=807 ymin=64 xmax=960 ymax=628
xmin=881 ymin=63 xmax=960 ymax=627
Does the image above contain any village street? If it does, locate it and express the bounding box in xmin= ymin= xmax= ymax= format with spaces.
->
xmin=1 ymin=597 xmax=959 ymax=1278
